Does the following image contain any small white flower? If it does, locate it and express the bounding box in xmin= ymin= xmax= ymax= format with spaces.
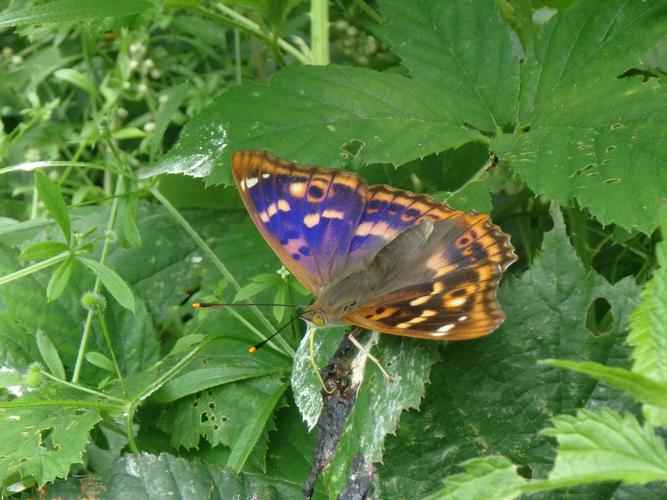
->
xmin=129 ymin=59 xmax=139 ymax=70
xmin=143 ymin=121 xmax=155 ymax=133
xmin=2 ymin=47 xmax=13 ymax=57
xmin=158 ymin=94 xmax=169 ymax=104
xmin=136 ymin=82 xmax=148 ymax=94
xmin=276 ymin=266 xmax=290 ymax=280
xmin=144 ymin=58 xmax=154 ymax=69
xmin=150 ymin=69 xmax=162 ymax=79
xmin=11 ymin=55 xmax=23 ymax=65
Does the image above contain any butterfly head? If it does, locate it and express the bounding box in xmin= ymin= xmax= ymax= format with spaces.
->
xmin=301 ymin=308 xmax=328 ymax=328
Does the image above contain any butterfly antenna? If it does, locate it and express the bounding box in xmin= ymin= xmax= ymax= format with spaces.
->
xmin=249 ymin=315 xmax=301 ymax=353
xmin=193 ymin=302 xmax=305 ymax=309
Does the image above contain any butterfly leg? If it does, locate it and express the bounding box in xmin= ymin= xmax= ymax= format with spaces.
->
xmin=347 ymin=329 xmax=393 ymax=384
xmin=309 ymin=325 xmax=334 ymax=395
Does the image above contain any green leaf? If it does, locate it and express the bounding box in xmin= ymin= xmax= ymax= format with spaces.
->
xmin=324 ymin=333 xmax=440 ymax=494
xmin=518 ymin=0 xmax=667 ymax=118
xmin=494 ymin=77 xmax=667 ymax=234
xmin=379 ymin=208 xmax=642 ymax=497
xmin=116 ymin=182 xmax=142 ymax=249
xmin=434 ymin=180 xmax=492 ymax=214
xmin=542 ymin=359 xmax=667 ymax=408
xmin=424 ymin=456 xmax=525 ymax=500
xmin=105 ymin=453 xmax=291 ymax=498
xmin=528 ymin=409 xmax=667 ymax=490
xmin=381 ymin=0 xmax=520 ymax=131
xmin=0 ymin=0 xmax=154 ymax=28
xmin=234 ymin=274 xmax=280 ymax=302
xmin=628 ymin=208 xmax=667 ymax=426
xmin=34 ymin=170 xmax=71 ymax=242
xmin=0 ymin=387 xmax=101 ymax=485
xmin=19 ymin=241 xmax=69 ymax=262
xmin=227 ymin=381 xmax=288 ymax=472
xmin=155 ymin=338 xmax=290 ymax=452
xmin=149 ymin=82 xmax=189 ymax=163
xmin=154 ymin=366 xmax=281 ymax=403
xmin=53 ymin=68 xmax=99 ymax=99
xmin=46 ymin=257 xmax=74 ymax=302
xmin=36 ymin=330 xmax=66 ymax=380
xmin=0 ymin=244 xmax=85 ymax=370
xmin=85 ymin=351 xmax=114 ymax=372
xmin=151 ymin=65 xmax=481 ymax=184
xmin=79 ymin=257 xmax=135 ymax=311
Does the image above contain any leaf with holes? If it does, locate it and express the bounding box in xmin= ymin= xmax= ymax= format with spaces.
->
xmin=0 ymin=386 xmax=101 ymax=485
xmin=150 ymin=64 xmax=480 ymax=185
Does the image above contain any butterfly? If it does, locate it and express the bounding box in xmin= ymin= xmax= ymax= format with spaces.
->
xmin=232 ymin=150 xmax=517 ymax=341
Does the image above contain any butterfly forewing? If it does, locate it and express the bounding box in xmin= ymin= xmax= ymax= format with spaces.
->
xmin=232 ymin=151 xmax=367 ymax=294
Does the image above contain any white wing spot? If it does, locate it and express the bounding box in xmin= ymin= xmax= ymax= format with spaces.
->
xmin=245 ymin=177 xmax=258 ymax=188
xmin=436 ymin=324 xmax=454 ymax=333
xmin=262 ymin=173 xmax=270 ymax=179
xmin=410 ymin=296 xmax=430 ymax=306
xmin=448 ymin=297 xmax=467 ymax=308
xmin=396 ymin=322 xmax=412 ymax=329
xmin=277 ymin=199 xmax=290 ymax=211
xmin=259 ymin=211 xmax=269 ymax=223
xmin=290 ymin=182 xmax=306 ymax=197
xmin=458 ymin=315 xmax=468 ymax=322
xmin=322 ymin=209 xmax=345 ymax=219
xmin=420 ymin=309 xmax=437 ymax=318
xmin=267 ymin=203 xmax=277 ymax=217
xmin=304 ymin=213 xmax=321 ymax=228
xmin=355 ymin=221 xmax=373 ymax=236
xmin=409 ymin=316 xmax=427 ymax=324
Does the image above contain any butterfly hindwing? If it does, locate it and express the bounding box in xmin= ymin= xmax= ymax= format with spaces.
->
xmin=232 ymin=151 xmax=368 ymax=294
xmin=342 ymin=212 xmax=516 ymax=340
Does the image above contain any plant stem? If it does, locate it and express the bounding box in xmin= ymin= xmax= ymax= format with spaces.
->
xmin=310 ymin=0 xmax=330 ymax=65
xmin=98 ymin=312 xmax=127 ymax=395
xmin=39 ymin=370 xmax=126 ymax=403
xmin=0 ymin=252 xmax=69 ymax=287
xmin=72 ymin=175 xmax=124 ymax=382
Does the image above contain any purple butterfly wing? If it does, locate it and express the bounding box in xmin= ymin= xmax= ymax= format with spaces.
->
xmin=232 ymin=151 xmax=367 ymax=294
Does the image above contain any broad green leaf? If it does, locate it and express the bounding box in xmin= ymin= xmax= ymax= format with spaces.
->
xmin=381 ymin=0 xmax=520 ymax=131
xmin=105 ymin=453 xmax=292 ymax=499
xmin=34 ymin=170 xmax=71 ymax=242
xmin=518 ymin=0 xmax=667 ymax=118
xmin=424 ymin=456 xmax=525 ymax=500
xmin=45 ymin=256 xmax=74 ymax=302
xmin=85 ymin=351 xmax=114 ymax=372
xmin=19 ymin=241 xmax=69 ymax=262
xmin=529 ymin=409 xmax=667 ymax=490
xmin=379 ymin=209 xmax=642 ymax=498
xmin=156 ymin=337 xmax=289 ymax=453
xmin=150 ymin=82 xmax=190 ymax=163
xmin=150 ymin=65 xmax=481 ymax=185
xmin=324 ymin=333 xmax=440 ymax=495
xmin=53 ymin=68 xmax=99 ymax=99
xmin=154 ymin=366 xmax=281 ymax=403
xmin=435 ymin=180 xmax=492 ymax=214
xmin=543 ymin=359 xmax=667 ymax=408
xmin=0 ymin=387 xmax=101 ymax=485
xmin=494 ymin=77 xmax=667 ymax=234
xmin=79 ymin=257 xmax=135 ymax=311
xmin=628 ymin=209 xmax=667 ymax=426
xmin=36 ymin=330 xmax=65 ymax=380
xmin=227 ymin=381 xmax=288 ymax=472
xmin=0 ymin=0 xmax=154 ymax=28
xmin=234 ymin=274 xmax=280 ymax=302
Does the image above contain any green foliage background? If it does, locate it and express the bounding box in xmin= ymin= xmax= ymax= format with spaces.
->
xmin=0 ymin=0 xmax=666 ymax=498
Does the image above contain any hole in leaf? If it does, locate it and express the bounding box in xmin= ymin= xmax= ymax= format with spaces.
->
xmin=340 ymin=139 xmax=365 ymax=159
xmin=200 ymin=412 xmax=209 ymax=423
xmin=208 ymin=401 xmax=215 ymax=410
xmin=221 ymin=416 xmax=228 ymax=423
xmin=39 ymin=427 xmax=57 ymax=451
xmin=585 ymin=297 xmax=614 ymax=336
xmin=517 ymin=464 xmax=533 ymax=479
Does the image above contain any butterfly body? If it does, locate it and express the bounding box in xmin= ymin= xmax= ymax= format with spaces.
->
xmin=232 ymin=150 xmax=517 ymax=341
